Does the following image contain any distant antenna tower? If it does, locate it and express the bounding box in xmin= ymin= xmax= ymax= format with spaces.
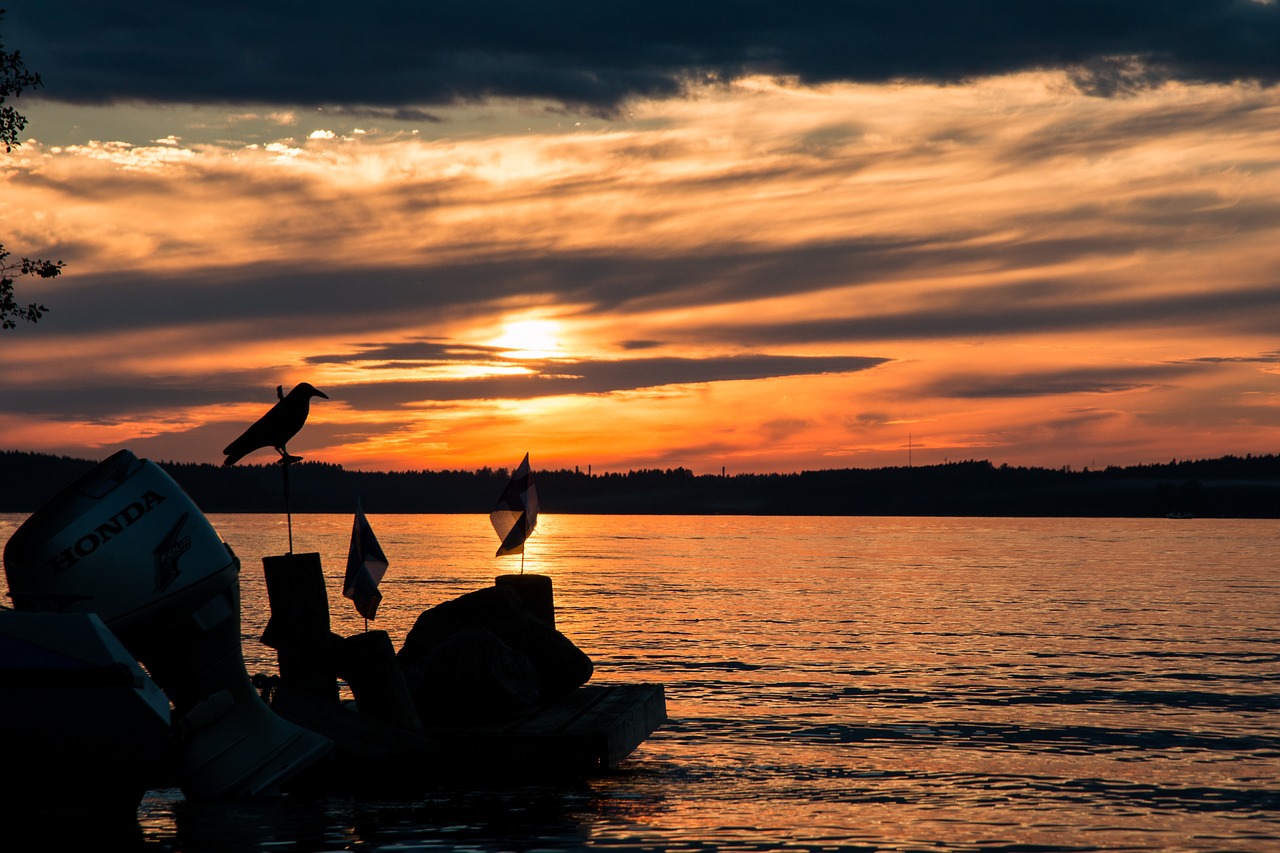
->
xmin=908 ymin=433 xmax=913 ymax=468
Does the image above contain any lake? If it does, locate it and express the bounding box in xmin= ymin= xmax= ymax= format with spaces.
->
xmin=3 ymin=513 xmax=1278 ymax=851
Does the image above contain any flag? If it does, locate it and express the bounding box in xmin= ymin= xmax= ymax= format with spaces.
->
xmin=343 ymin=501 xmax=388 ymax=620
xmin=490 ymin=453 xmax=538 ymax=557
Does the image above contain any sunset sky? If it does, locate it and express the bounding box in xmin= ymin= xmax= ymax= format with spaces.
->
xmin=3 ymin=2 xmax=1279 ymax=475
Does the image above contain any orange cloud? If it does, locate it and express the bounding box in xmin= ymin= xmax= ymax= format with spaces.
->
xmin=3 ymin=73 xmax=1279 ymax=472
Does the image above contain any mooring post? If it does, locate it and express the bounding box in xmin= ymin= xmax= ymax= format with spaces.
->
xmin=260 ymin=552 xmax=338 ymax=701
xmin=495 ymin=573 xmax=555 ymax=627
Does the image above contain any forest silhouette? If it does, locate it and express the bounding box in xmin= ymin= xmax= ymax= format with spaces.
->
xmin=2 ymin=450 xmax=1278 ymax=517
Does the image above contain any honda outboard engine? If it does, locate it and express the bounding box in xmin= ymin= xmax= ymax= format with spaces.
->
xmin=3 ymin=449 xmax=330 ymax=799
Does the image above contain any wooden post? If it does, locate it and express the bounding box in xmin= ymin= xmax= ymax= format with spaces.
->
xmin=335 ymin=630 xmax=423 ymax=733
xmin=495 ymin=573 xmax=555 ymax=627
xmin=260 ymin=552 xmax=337 ymax=701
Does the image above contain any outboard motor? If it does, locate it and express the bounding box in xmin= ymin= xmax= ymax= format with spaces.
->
xmin=3 ymin=449 xmax=331 ymax=799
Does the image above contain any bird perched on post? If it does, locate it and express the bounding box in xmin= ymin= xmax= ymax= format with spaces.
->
xmin=222 ymin=382 xmax=329 ymax=466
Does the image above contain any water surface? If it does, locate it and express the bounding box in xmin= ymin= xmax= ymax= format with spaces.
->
xmin=3 ymin=513 xmax=1277 ymax=851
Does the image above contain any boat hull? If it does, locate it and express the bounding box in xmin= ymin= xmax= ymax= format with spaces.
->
xmin=0 ymin=610 xmax=172 ymax=816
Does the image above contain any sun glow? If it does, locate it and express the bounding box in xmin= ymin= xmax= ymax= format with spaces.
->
xmin=488 ymin=319 xmax=564 ymax=359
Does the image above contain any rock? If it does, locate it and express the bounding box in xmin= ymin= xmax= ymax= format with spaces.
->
xmin=403 ymin=625 xmax=542 ymax=723
xmin=398 ymin=585 xmax=593 ymax=722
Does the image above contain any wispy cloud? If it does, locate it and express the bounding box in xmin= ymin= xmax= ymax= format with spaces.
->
xmin=4 ymin=8 xmax=1279 ymax=472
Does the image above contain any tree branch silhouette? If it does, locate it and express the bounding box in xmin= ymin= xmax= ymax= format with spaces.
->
xmin=1 ymin=8 xmax=62 ymax=329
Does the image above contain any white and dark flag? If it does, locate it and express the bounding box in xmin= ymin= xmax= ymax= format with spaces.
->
xmin=343 ymin=501 xmax=388 ymax=620
xmin=490 ymin=453 xmax=538 ymax=557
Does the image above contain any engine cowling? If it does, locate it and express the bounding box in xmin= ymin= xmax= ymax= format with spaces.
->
xmin=4 ymin=449 xmax=331 ymax=800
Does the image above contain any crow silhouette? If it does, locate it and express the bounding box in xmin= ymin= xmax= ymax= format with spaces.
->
xmin=222 ymin=382 xmax=329 ymax=466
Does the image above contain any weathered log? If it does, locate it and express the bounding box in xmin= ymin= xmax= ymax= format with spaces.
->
xmin=334 ymin=629 xmax=422 ymax=732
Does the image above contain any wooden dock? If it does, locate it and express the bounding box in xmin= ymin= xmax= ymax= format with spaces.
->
xmin=273 ymin=681 xmax=665 ymax=790
xmin=259 ymin=553 xmax=666 ymax=790
xmin=422 ymin=682 xmax=667 ymax=774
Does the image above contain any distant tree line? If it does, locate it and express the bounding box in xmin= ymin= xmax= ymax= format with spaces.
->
xmin=2 ymin=450 xmax=1279 ymax=517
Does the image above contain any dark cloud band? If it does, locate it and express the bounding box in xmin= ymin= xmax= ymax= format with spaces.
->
xmin=10 ymin=2 xmax=1280 ymax=110
xmin=0 ymin=353 xmax=888 ymax=420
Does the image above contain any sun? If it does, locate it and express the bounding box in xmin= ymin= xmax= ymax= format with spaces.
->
xmin=489 ymin=319 xmax=563 ymax=358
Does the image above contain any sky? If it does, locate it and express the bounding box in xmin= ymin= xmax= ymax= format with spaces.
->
xmin=2 ymin=2 xmax=1279 ymax=476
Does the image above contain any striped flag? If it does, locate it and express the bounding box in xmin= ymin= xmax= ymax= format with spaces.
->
xmin=490 ymin=453 xmax=538 ymax=557
xmin=343 ymin=501 xmax=388 ymax=620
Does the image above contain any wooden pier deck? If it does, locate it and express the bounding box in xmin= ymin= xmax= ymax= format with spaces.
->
xmin=422 ymin=682 xmax=667 ymax=774
xmin=260 ymin=555 xmax=666 ymax=790
xmin=273 ymin=681 xmax=666 ymax=789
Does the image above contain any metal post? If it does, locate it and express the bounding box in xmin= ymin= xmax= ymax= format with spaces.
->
xmin=281 ymin=454 xmax=297 ymax=553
